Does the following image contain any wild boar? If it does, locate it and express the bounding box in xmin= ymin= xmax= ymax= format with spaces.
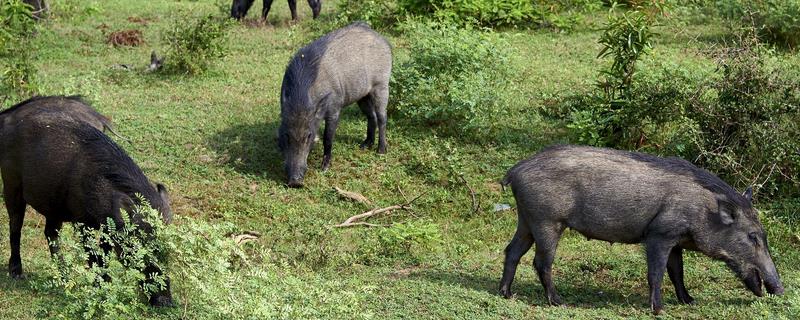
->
xmin=499 ymin=145 xmax=784 ymax=314
xmin=278 ymin=21 xmax=391 ymax=188
xmin=1 ymin=105 xmax=173 ymax=306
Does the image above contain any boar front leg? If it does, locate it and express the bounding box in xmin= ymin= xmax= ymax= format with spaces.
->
xmin=667 ymin=246 xmax=695 ymax=304
xmin=322 ymin=114 xmax=340 ymax=171
xmin=646 ymin=239 xmax=676 ymax=315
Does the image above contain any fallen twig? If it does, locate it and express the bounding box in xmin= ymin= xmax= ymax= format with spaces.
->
xmin=333 ymin=191 xmax=426 ymax=228
xmin=334 ymin=186 xmax=372 ymax=206
xmin=459 ymin=175 xmax=479 ymax=215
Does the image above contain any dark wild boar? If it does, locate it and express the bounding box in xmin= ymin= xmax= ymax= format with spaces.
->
xmin=499 ymin=145 xmax=784 ymax=314
xmin=230 ymin=0 xmax=321 ymax=21
xmin=279 ymin=22 xmax=391 ymax=188
xmin=2 ymin=104 xmax=173 ymax=306
xmin=3 ymin=95 xmax=129 ymax=142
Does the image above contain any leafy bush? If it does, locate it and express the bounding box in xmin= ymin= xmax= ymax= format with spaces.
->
xmin=715 ymin=0 xmax=800 ymax=48
xmin=162 ymin=14 xmax=231 ymax=75
xmin=336 ymin=0 xmax=400 ymax=30
xmin=567 ymin=5 xmax=657 ymax=146
xmin=397 ymin=0 xmax=597 ymax=29
xmin=0 ymin=0 xmax=38 ymax=105
xmin=392 ymin=20 xmax=511 ymax=133
xmin=36 ymin=200 xmax=389 ymax=318
xmin=565 ymin=26 xmax=800 ymax=198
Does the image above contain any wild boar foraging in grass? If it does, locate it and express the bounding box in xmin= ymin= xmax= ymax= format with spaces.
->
xmin=499 ymin=145 xmax=784 ymax=314
xmin=278 ymin=22 xmax=391 ymax=188
xmin=1 ymin=104 xmax=173 ymax=306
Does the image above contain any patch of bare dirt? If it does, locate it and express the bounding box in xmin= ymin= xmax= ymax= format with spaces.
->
xmin=106 ymin=29 xmax=144 ymax=47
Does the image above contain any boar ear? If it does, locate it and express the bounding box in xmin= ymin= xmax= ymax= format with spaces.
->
xmin=716 ymin=195 xmax=736 ymax=225
xmin=156 ymin=183 xmax=173 ymax=224
xmin=743 ymin=186 xmax=753 ymax=203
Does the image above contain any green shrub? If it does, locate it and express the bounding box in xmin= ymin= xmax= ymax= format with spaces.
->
xmin=715 ymin=0 xmax=800 ymax=48
xmin=0 ymin=0 xmax=38 ymax=105
xmin=565 ymin=29 xmax=800 ymax=198
xmin=392 ymin=20 xmax=511 ymax=133
xmin=567 ymin=5 xmax=657 ymax=147
xmin=336 ymin=0 xmax=400 ymax=30
xmin=162 ymin=14 xmax=231 ymax=75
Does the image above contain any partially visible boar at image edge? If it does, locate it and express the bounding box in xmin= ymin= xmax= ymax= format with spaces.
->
xmin=499 ymin=144 xmax=784 ymax=314
xmin=1 ymin=100 xmax=173 ymax=307
xmin=279 ymin=21 xmax=392 ymax=188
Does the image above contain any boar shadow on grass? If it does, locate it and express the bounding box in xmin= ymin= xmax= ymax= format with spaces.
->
xmin=207 ymin=121 xmax=285 ymax=183
xmin=411 ymin=270 xmax=659 ymax=308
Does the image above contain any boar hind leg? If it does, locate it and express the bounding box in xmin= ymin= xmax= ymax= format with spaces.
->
xmin=500 ymin=226 xmax=533 ymax=298
xmin=287 ymin=0 xmax=298 ymax=20
xmin=5 ymin=184 xmax=26 ymax=279
xmin=372 ymin=86 xmax=389 ymax=154
xmin=262 ymin=0 xmax=275 ymax=21
xmin=532 ymin=223 xmax=565 ymax=305
xmin=357 ymin=98 xmax=377 ymax=150
xmin=646 ymin=239 xmax=675 ymax=315
xmin=322 ymin=114 xmax=340 ymax=171
xmin=667 ymin=246 xmax=694 ymax=304
xmin=307 ymin=0 xmax=321 ymax=18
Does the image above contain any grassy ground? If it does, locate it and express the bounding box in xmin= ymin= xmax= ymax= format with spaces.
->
xmin=1 ymin=0 xmax=798 ymax=319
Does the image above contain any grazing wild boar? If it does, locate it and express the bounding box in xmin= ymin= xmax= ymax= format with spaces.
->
xmin=3 ymin=95 xmax=129 ymax=142
xmin=279 ymin=22 xmax=392 ymax=188
xmin=231 ymin=0 xmax=321 ymax=21
xmin=499 ymin=145 xmax=784 ymax=314
xmin=1 ymin=103 xmax=173 ymax=306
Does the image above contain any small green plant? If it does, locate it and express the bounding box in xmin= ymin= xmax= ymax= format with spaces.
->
xmin=39 ymin=200 xmax=170 ymax=319
xmin=392 ymin=20 xmax=511 ymax=134
xmin=378 ymin=220 xmax=443 ymax=263
xmin=162 ymin=14 xmax=231 ymax=75
xmin=568 ymin=3 xmax=657 ymax=147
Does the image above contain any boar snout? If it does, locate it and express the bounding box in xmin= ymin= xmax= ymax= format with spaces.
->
xmin=287 ymin=177 xmax=304 ymax=188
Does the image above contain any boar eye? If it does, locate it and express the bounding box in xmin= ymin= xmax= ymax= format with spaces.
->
xmin=748 ymin=232 xmax=759 ymax=244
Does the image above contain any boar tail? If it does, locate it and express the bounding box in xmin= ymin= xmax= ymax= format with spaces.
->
xmin=500 ymin=174 xmax=512 ymax=192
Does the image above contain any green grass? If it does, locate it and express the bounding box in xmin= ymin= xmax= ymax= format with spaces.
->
xmin=1 ymin=0 xmax=798 ymax=319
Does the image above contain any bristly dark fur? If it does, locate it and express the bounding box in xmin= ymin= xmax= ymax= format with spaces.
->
xmin=0 ymin=95 xmax=87 ymax=116
xmin=506 ymin=144 xmax=752 ymax=210
xmin=74 ymin=123 xmax=160 ymax=206
xmin=623 ymin=150 xmax=752 ymax=210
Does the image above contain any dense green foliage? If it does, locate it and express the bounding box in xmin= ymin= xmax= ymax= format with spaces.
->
xmin=392 ymin=20 xmax=512 ymax=134
xmin=0 ymin=0 xmax=38 ymax=103
xmin=1 ymin=0 xmax=799 ymax=319
xmin=162 ymin=14 xmax=231 ymax=75
xmin=716 ymin=0 xmax=800 ymax=48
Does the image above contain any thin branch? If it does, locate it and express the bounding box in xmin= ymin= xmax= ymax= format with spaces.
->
xmin=333 ymin=191 xmax=426 ymax=228
xmin=459 ymin=175 xmax=479 ymax=215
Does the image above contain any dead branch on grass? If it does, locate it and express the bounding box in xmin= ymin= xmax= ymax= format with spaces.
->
xmin=333 ymin=192 xmax=426 ymax=228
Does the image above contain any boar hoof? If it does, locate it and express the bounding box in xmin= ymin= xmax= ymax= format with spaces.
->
xmin=679 ymin=295 xmax=695 ymax=305
xmin=499 ymin=287 xmax=513 ymax=299
xmin=9 ymin=264 xmax=24 ymax=279
xmin=547 ymin=294 xmax=563 ymax=305
xmin=652 ymin=307 xmax=663 ymax=315
xmin=377 ymin=146 xmax=387 ymax=154
xmin=359 ymin=141 xmax=373 ymax=150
